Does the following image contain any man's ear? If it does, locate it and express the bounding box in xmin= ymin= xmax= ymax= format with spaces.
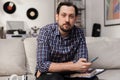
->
xmin=56 ymin=14 xmax=58 ymax=21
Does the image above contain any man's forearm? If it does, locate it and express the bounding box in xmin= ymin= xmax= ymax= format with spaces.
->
xmin=48 ymin=61 xmax=76 ymax=72
xmin=48 ymin=58 xmax=92 ymax=73
xmin=36 ymin=61 xmax=75 ymax=77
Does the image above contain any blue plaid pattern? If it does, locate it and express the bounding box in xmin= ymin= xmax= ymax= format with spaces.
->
xmin=36 ymin=23 xmax=88 ymax=72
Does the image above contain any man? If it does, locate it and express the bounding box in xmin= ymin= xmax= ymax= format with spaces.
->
xmin=36 ymin=2 xmax=98 ymax=80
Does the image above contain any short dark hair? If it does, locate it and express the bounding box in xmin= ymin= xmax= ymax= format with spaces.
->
xmin=56 ymin=2 xmax=78 ymax=16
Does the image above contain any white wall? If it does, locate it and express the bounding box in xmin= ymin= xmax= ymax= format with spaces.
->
xmin=86 ymin=0 xmax=120 ymax=38
xmin=2 ymin=0 xmax=120 ymax=37
xmin=0 ymin=0 xmax=55 ymax=30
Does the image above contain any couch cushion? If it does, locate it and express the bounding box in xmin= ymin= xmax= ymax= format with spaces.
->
xmin=0 ymin=39 xmax=26 ymax=76
xmin=86 ymin=37 xmax=120 ymax=69
xmin=23 ymin=38 xmax=37 ymax=74
xmin=97 ymin=69 xmax=120 ymax=80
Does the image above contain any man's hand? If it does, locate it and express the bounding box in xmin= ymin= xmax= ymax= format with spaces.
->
xmin=36 ymin=70 xmax=41 ymax=78
xmin=74 ymin=58 xmax=92 ymax=72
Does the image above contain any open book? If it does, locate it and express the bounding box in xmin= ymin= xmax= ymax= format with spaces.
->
xmin=69 ymin=68 xmax=105 ymax=78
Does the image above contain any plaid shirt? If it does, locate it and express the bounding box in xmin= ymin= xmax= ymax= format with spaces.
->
xmin=36 ymin=23 xmax=88 ymax=73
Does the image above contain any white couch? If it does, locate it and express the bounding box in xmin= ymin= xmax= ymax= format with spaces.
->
xmin=0 ymin=38 xmax=37 ymax=80
xmin=0 ymin=37 xmax=120 ymax=80
xmin=86 ymin=37 xmax=120 ymax=80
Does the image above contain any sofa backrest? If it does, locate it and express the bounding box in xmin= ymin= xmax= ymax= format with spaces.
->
xmin=86 ymin=37 xmax=120 ymax=69
xmin=23 ymin=38 xmax=37 ymax=74
xmin=0 ymin=39 xmax=26 ymax=76
xmin=24 ymin=37 xmax=120 ymax=73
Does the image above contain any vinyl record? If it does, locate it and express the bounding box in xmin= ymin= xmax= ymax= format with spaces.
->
xmin=3 ymin=1 xmax=16 ymax=14
xmin=27 ymin=8 xmax=38 ymax=20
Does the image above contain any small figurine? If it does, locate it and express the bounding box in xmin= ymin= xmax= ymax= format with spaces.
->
xmin=31 ymin=26 xmax=39 ymax=37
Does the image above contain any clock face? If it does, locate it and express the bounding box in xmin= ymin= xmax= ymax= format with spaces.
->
xmin=3 ymin=1 xmax=16 ymax=14
xmin=27 ymin=8 xmax=39 ymax=20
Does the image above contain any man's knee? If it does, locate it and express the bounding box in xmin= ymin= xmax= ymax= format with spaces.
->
xmin=46 ymin=73 xmax=64 ymax=80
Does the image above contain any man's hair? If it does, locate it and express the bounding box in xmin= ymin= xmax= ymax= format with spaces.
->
xmin=56 ymin=2 xmax=78 ymax=16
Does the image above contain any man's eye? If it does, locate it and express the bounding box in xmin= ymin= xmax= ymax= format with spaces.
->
xmin=70 ymin=15 xmax=74 ymax=19
xmin=61 ymin=14 xmax=66 ymax=17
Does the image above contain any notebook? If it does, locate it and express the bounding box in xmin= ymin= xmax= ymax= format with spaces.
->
xmin=69 ymin=68 xmax=105 ymax=78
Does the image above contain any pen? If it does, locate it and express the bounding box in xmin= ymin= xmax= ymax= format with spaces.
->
xmin=90 ymin=57 xmax=98 ymax=63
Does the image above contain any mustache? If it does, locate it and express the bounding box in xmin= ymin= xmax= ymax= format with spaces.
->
xmin=63 ymin=22 xmax=70 ymax=26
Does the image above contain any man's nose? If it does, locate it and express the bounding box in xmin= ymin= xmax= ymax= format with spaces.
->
xmin=65 ymin=16 xmax=70 ymax=22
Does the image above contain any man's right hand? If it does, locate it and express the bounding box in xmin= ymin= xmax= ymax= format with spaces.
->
xmin=36 ymin=70 xmax=41 ymax=78
xmin=74 ymin=58 xmax=92 ymax=72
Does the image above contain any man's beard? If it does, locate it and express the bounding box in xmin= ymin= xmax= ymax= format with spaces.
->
xmin=60 ymin=22 xmax=72 ymax=32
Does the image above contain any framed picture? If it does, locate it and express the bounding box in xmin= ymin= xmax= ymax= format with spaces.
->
xmin=104 ymin=0 xmax=120 ymax=26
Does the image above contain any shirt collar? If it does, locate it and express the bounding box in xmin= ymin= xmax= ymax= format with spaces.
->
xmin=54 ymin=23 xmax=61 ymax=36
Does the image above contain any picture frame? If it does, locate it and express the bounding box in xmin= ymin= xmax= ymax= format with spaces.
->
xmin=104 ymin=0 xmax=120 ymax=26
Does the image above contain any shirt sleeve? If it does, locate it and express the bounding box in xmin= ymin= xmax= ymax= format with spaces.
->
xmin=73 ymin=29 xmax=88 ymax=62
xmin=36 ymin=28 xmax=51 ymax=73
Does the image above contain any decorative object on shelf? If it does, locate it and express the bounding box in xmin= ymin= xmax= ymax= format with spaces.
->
xmin=9 ymin=74 xmax=18 ymax=80
xmin=104 ymin=0 xmax=120 ymax=26
xmin=31 ymin=26 xmax=39 ymax=37
xmin=26 ymin=8 xmax=39 ymax=20
xmin=8 ymin=74 xmax=27 ymax=80
xmin=6 ymin=21 xmax=27 ymax=39
xmin=92 ymin=23 xmax=101 ymax=37
xmin=3 ymin=1 xmax=16 ymax=14
xmin=0 ymin=27 xmax=6 ymax=39
xmin=6 ymin=29 xmax=26 ymax=38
